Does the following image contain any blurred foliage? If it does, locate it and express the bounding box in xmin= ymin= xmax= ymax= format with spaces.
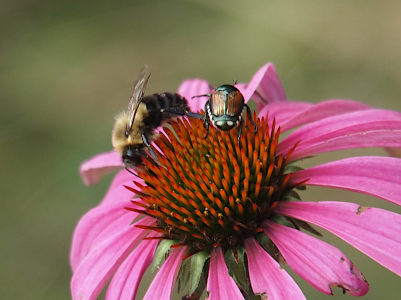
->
xmin=1 ymin=0 xmax=401 ymax=299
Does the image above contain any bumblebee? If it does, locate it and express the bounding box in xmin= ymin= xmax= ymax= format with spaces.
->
xmin=193 ymin=84 xmax=257 ymax=145
xmin=112 ymin=66 xmax=200 ymax=170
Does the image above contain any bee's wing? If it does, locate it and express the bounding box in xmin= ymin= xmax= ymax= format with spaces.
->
xmin=126 ymin=65 xmax=152 ymax=132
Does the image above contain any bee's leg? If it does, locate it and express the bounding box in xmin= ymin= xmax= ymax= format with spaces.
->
xmin=161 ymin=107 xmax=204 ymax=120
xmin=186 ymin=111 xmax=204 ymax=120
xmin=160 ymin=107 xmax=186 ymax=116
xmin=203 ymin=101 xmax=210 ymax=139
xmin=245 ymin=104 xmax=257 ymax=133
xmin=237 ymin=117 xmax=244 ymax=146
xmin=141 ymin=132 xmax=162 ymax=167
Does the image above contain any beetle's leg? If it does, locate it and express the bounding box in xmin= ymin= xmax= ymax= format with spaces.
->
xmin=237 ymin=117 xmax=244 ymax=146
xmin=245 ymin=104 xmax=258 ymax=133
xmin=203 ymin=101 xmax=210 ymax=139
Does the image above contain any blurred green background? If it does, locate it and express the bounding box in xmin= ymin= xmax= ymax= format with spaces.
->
xmin=1 ymin=0 xmax=401 ymax=299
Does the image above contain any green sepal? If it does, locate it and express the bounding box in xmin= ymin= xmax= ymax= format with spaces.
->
xmin=292 ymin=219 xmax=322 ymax=236
xmin=270 ymin=215 xmax=294 ymax=228
xmin=288 ymin=156 xmax=315 ymax=165
xmin=282 ymin=195 xmax=302 ymax=202
xmin=256 ymin=231 xmax=272 ymax=247
xmin=282 ymin=190 xmax=301 ymax=201
xmin=177 ymin=257 xmax=191 ymax=293
xmin=295 ymin=185 xmax=306 ymax=190
xmin=190 ymin=251 xmax=210 ymax=294
xmin=152 ymin=239 xmax=176 ymax=272
xmin=284 ymin=165 xmax=304 ymax=174
xmin=224 ymin=248 xmax=249 ymax=294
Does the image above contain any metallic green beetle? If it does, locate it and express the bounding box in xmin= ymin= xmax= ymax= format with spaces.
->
xmin=193 ymin=85 xmax=257 ymax=145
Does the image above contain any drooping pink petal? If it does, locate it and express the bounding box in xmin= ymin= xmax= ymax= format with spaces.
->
xmin=80 ymin=151 xmax=122 ymax=185
xmin=178 ymin=79 xmax=213 ymax=112
xmin=71 ymin=217 xmax=156 ymax=300
xmin=277 ymin=99 xmax=370 ymax=132
xmin=291 ymin=156 xmax=401 ymax=206
xmin=277 ymin=109 xmax=401 ymax=161
xmin=240 ymin=63 xmax=286 ymax=110
xmin=262 ymin=221 xmax=369 ymax=296
xmin=206 ymin=247 xmax=244 ymax=300
xmin=275 ymin=201 xmax=401 ymax=277
xmin=106 ymin=234 xmax=159 ymax=300
xmin=244 ymin=238 xmax=306 ymax=300
xmin=143 ymin=246 xmax=188 ymax=300
xmin=70 ymin=200 xmax=138 ymax=271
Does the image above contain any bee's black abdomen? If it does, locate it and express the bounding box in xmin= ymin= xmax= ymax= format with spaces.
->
xmin=142 ymin=93 xmax=189 ymax=128
xmin=143 ymin=93 xmax=189 ymax=111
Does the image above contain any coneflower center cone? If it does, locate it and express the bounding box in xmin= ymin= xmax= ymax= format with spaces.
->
xmin=126 ymin=114 xmax=302 ymax=253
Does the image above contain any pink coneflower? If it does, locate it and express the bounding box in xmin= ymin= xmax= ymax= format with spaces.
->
xmin=72 ymin=63 xmax=401 ymax=299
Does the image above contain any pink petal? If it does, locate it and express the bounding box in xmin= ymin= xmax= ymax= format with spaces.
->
xmin=242 ymin=63 xmax=287 ymax=111
xmin=100 ymin=169 xmax=143 ymax=205
xmin=262 ymin=221 xmax=369 ymax=296
xmin=106 ymin=235 xmax=159 ymax=300
xmin=89 ymin=203 xmax=142 ymax=251
xmin=275 ymin=201 xmax=401 ymax=277
xmin=278 ymin=99 xmax=370 ymax=132
xmin=244 ymin=238 xmax=306 ymax=300
xmin=70 ymin=201 xmax=138 ymax=271
xmin=259 ymin=101 xmax=313 ymax=126
xmin=290 ymin=130 xmax=401 ymax=161
xmin=278 ymin=109 xmax=401 ymax=160
xmin=291 ymin=156 xmax=401 ymax=206
xmin=206 ymin=247 xmax=244 ymax=300
xmin=80 ymin=151 xmax=122 ymax=185
xmin=143 ymin=246 xmax=188 ymax=300
xmin=177 ymin=79 xmax=213 ymax=112
xmin=71 ymin=217 xmax=155 ymax=300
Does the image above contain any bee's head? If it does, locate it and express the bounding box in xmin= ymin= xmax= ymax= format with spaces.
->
xmin=122 ymin=145 xmax=147 ymax=167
